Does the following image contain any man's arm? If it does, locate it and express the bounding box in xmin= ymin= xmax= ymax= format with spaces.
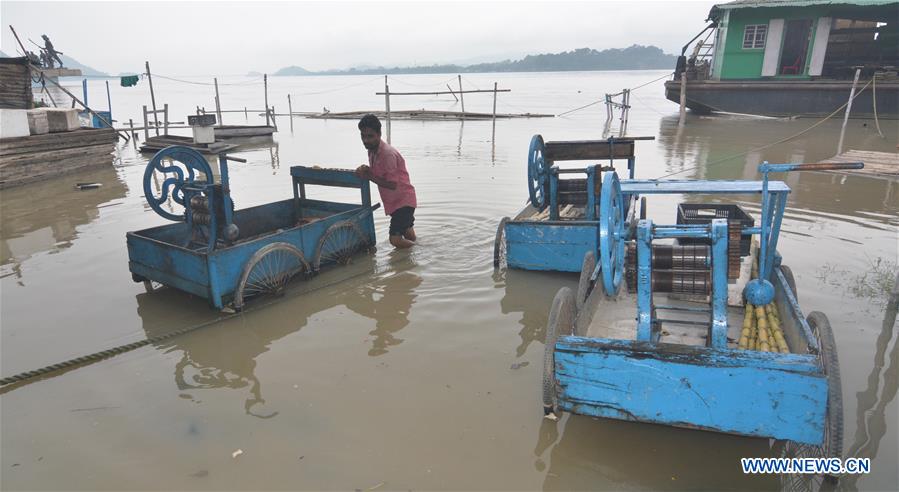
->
xmin=369 ymin=174 xmax=397 ymax=190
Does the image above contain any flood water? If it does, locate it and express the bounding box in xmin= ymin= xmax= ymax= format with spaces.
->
xmin=2 ymin=71 xmax=897 ymax=491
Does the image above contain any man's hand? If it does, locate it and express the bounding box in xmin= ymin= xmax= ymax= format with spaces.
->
xmin=354 ymin=165 xmax=371 ymax=179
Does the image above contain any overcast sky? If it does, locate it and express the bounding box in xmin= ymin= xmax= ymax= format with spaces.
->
xmin=1 ymin=0 xmax=715 ymax=76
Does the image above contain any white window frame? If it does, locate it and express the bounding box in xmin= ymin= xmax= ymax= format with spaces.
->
xmin=743 ymin=24 xmax=768 ymax=49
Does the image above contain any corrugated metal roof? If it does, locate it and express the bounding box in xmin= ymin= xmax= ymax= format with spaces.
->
xmin=712 ymin=0 xmax=896 ymax=10
xmin=708 ymin=0 xmax=898 ymax=20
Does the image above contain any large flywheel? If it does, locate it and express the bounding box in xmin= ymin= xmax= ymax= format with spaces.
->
xmin=143 ymin=146 xmax=214 ymax=221
xmin=598 ymin=171 xmax=626 ymax=296
xmin=528 ymin=134 xmax=550 ymax=209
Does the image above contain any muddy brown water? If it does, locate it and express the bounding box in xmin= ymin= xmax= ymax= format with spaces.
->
xmin=2 ymin=72 xmax=897 ymax=490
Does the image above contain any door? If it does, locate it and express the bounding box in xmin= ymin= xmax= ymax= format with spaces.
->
xmin=779 ymin=19 xmax=813 ymax=75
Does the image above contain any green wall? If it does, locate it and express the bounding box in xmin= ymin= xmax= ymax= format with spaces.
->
xmin=719 ymin=6 xmax=828 ymax=79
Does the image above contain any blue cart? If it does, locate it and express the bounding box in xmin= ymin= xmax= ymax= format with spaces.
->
xmin=494 ymin=135 xmax=652 ymax=272
xmin=542 ymin=162 xmax=864 ymax=487
xmin=127 ymin=146 xmax=377 ymax=310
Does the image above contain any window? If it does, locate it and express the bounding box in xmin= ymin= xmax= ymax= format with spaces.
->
xmin=743 ymin=24 xmax=768 ymax=49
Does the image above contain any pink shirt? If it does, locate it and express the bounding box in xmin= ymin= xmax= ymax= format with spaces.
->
xmin=368 ymin=140 xmax=417 ymax=215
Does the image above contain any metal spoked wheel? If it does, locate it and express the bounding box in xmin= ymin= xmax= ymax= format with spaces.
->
xmin=576 ymin=251 xmax=596 ymax=311
xmin=233 ymin=242 xmax=310 ymax=311
xmin=543 ymin=287 xmax=575 ymax=417
xmin=494 ymin=217 xmax=509 ymax=269
xmin=778 ymin=311 xmax=843 ymax=492
xmin=528 ymin=135 xmax=549 ymax=209
xmin=142 ymin=146 xmax=214 ymax=222
xmin=313 ymin=221 xmax=370 ymax=271
xmin=599 ymin=171 xmax=626 ymax=296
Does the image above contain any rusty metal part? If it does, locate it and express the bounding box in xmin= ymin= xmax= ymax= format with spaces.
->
xmin=728 ymin=219 xmax=742 ymax=279
xmin=625 ymin=243 xmax=713 ymax=293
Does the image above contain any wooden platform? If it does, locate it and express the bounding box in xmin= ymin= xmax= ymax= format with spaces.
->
xmin=0 ymin=128 xmax=116 ymax=189
xmin=214 ymin=125 xmax=275 ymax=138
xmin=820 ymin=149 xmax=898 ymax=179
xmin=301 ymin=109 xmax=553 ymax=121
xmin=139 ymin=135 xmax=239 ymax=154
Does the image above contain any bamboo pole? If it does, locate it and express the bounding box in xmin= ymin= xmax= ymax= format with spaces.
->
xmin=214 ymin=77 xmax=222 ymax=126
xmin=458 ymin=75 xmax=465 ymax=113
xmin=105 ymin=80 xmax=112 ymax=120
xmin=384 ymin=75 xmax=392 ymax=144
xmin=837 ymin=68 xmax=861 ymax=155
xmin=263 ymin=74 xmax=270 ymax=127
xmin=288 ymin=94 xmax=293 ymax=131
xmin=271 ymin=106 xmax=277 ymax=131
xmin=163 ymin=103 xmax=169 ymax=135
xmin=142 ymin=105 xmax=149 ymax=140
xmin=145 ymin=61 xmax=159 ymax=136
xmin=678 ymin=73 xmax=687 ymax=125
xmin=491 ymin=81 xmax=498 ymax=141
xmin=446 ymin=84 xmax=458 ymax=102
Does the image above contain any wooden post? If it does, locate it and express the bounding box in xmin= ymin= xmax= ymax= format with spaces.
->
xmin=105 ymin=80 xmax=112 ymax=119
xmin=458 ymin=74 xmax=465 ymax=113
xmin=264 ymin=74 xmax=270 ymax=127
xmin=384 ymin=75 xmax=392 ymax=144
xmin=446 ymin=84 xmax=458 ymax=102
xmin=163 ymin=103 xmax=169 ymax=135
xmin=129 ymin=118 xmax=135 ymax=139
xmin=837 ymin=68 xmax=861 ymax=155
xmin=271 ymin=106 xmax=278 ymax=131
xmin=288 ymin=94 xmax=294 ymax=131
xmin=214 ymin=77 xmax=222 ymax=126
xmin=678 ymin=72 xmax=687 ymax=125
xmin=244 ymin=106 xmax=248 ymax=120
xmin=145 ymin=61 xmax=160 ymax=136
xmin=491 ymin=81 xmax=498 ymax=142
xmin=142 ymin=104 xmax=149 ymax=140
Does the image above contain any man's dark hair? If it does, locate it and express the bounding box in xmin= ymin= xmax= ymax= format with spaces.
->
xmin=358 ymin=114 xmax=381 ymax=133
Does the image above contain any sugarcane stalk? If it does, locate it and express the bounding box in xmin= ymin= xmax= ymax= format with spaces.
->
xmin=765 ymin=303 xmax=790 ymax=353
xmin=739 ymin=303 xmax=753 ymax=349
xmin=755 ymin=304 xmax=770 ymax=352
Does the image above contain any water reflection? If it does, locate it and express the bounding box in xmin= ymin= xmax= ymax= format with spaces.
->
xmin=843 ymin=280 xmax=899 ymax=490
xmin=135 ymin=253 xmax=422 ymax=416
xmin=496 ymin=269 xmax=571 ymax=357
xmin=0 ymin=165 xmax=127 ymax=280
xmin=537 ymin=414 xmax=777 ymax=490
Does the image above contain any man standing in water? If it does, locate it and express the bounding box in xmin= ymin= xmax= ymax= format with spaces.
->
xmin=355 ymin=114 xmax=418 ymax=249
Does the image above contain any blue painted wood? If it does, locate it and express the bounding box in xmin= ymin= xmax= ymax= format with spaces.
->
xmin=710 ymin=219 xmax=729 ymax=349
xmin=290 ymin=166 xmax=366 ymax=188
xmin=636 ymin=220 xmax=653 ymax=341
xmin=506 ymin=221 xmax=597 ymax=272
xmin=554 ymin=337 xmax=827 ymax=444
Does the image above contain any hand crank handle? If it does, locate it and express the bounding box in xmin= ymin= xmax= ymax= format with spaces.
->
xmin=219 ymin=154 xmax=248 ymax=163
xmin=758 ymin=162 xmax=864 ymax=173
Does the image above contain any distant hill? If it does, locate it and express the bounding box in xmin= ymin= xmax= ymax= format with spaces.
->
xmin=274 ymin=65 xmax=312 ymax=76
xmin=273 ymin=45 xmax=676 ymax=76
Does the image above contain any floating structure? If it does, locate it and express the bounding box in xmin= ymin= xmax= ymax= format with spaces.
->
xmin=0 ymin=54 xmax=116 ymax=189
xmin=0 ymin=127 xmax=116 ymax=189
xmin=821 ymin=149 xmax=898 ymax=178
xmin=665 ymin=0 xmax=898 ymax=118
xmin=139 ymin=134 xmax=238 ymax=154
xmin=301 ymin=109 xmax=554 ymax=121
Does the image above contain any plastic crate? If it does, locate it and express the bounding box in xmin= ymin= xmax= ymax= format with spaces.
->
xmin=676 ymin=203 xmax=754 ymax=256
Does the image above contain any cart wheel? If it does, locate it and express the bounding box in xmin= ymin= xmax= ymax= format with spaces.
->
xmin=233 ymin=242 xmax=310 ymax=311
xmin=781 ymin=264 xmax=798 ymax=301
xmin=543 ymin=287 xmax=575 ymax=417
xmin=576 ymin=251 xmax=596 ymax=311
xmin=778 ymin=311 xmax=843 ymax=490
xmin=313 ymin=221 xmax=371 ymax=271
xmin=493 ymin=217 xmax=509 ymax=269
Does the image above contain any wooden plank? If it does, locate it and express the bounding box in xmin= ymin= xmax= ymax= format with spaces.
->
xmin=544 ymin=140 xmax=636 ymax=161
xmin=0 ymin=130 xmax=116 ymax=156
xmin=554 ymin=337 xmax=826 ymax=444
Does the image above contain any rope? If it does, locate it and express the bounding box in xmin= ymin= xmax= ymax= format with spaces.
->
xmin=0 ymin=251 xmax=415 ymax=391
xmin=149 ymin=73 xmax=264 ymax=86
xmin=655 ymin=78 xmax=875 ymax=179
xmin=387 ymin=75 xmax=459 ymax=88
xmin=557 ymin=71 xmax=673 ymax=117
